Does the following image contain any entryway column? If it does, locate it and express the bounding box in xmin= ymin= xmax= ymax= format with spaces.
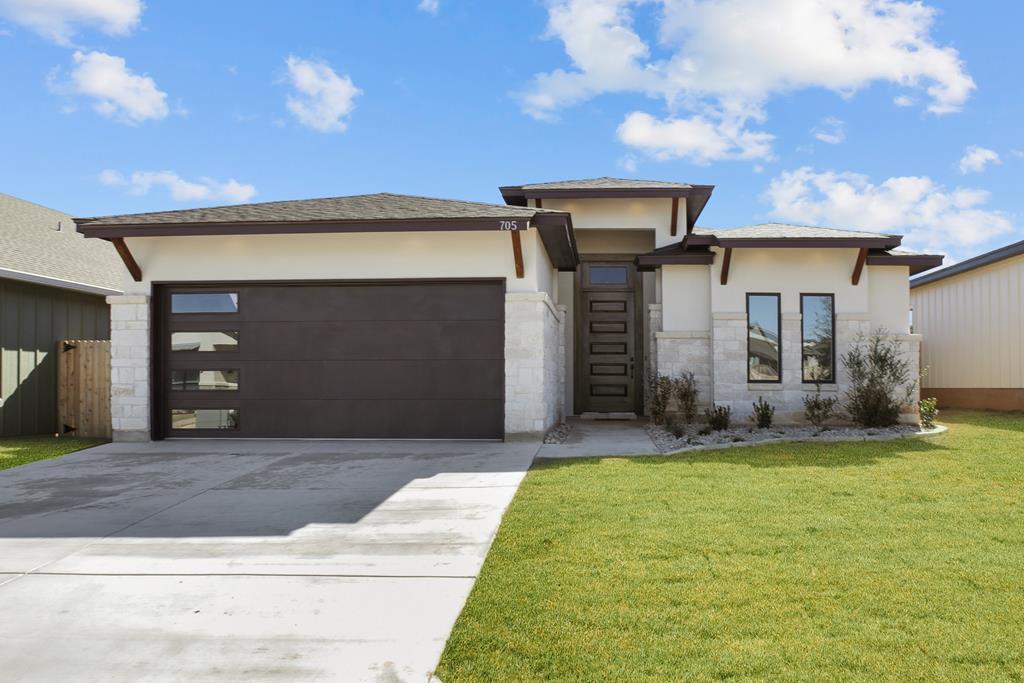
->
xmin=107 ymin=294 xmax=150 ymax=442
xmin=505 ymin=292 xmax=565 ymax=437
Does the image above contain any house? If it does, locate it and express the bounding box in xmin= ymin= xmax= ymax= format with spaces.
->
xmin=74 ymin=178 xmax=943 ymax=442
xmin=910 ymin=238 xmax=1024 ymax=411
xmin=0 ymin=193 xmax=123 ymax=436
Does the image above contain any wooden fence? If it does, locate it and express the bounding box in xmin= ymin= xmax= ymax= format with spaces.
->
xmin=56 ymin=340 xmax=112 ymax=439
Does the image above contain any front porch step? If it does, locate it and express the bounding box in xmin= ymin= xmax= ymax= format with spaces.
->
xmin=579 ymin=412 xmax=638 ymax=421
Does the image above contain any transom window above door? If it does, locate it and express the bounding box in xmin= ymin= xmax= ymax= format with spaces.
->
xmin=588 ymin=265 xmax=628 ymax=286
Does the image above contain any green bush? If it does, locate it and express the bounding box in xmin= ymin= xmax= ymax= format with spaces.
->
xmin=705 ymin=404 xmax=732 ymax=431
xmin=674 ymin=371 xmax=699 ymax=425
xmin=842 ymin=331 xmax=915 ymax=427
xmin=750 ymin=396 xmax=775 ymax=429
xmin=803 ymin=382 xmax=840 ymax=430
xmin=919 ymin=397 xmax=939 ymax=429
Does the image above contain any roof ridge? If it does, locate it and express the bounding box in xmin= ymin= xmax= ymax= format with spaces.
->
xmin=80 ymin=191 xmax=547 ymax=223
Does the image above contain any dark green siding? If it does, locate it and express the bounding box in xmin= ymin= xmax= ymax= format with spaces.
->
xmin=0 ymin=277 xmax=110 ymax=436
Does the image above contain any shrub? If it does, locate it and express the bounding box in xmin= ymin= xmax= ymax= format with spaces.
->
xmin=705 ymin=404 xmax=731 ymax=431
xmin=803 ymin=382 xmax=839 ymax=430
xmin=750 ymin=396 xmax=775 ymax=429
xmin=841 ymin=331 xmax=915 ymax=427
xmin=919 ymin=397 xmax=939 ymax=429
xmin=673 ymin=371 xmax=699 ymax=425
xmin=646 ymin=370 xmax=673 ymax=426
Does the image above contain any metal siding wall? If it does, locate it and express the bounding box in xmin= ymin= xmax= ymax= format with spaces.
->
xmin=911 ymin=254 xmax=1024 ymax=389
xmin=0 ymin=278 xmax=111 ymax=436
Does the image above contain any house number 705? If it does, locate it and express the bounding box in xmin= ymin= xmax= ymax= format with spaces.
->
xmin=499 ymin=221 xmax=519 ymax=231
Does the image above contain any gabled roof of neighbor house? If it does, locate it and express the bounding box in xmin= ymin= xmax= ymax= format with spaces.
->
xmin=75 ymin=192 xmax=580 ymax=272
xmin=0 ymin=193 xmax=123 ymax=295
xmin=911 ymin=238 xmax=1024 ymax=288
xmin=637 ymin=223 xmax=944 ymax=274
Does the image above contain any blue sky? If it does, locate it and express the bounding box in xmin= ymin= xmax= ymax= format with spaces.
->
xmin=1 ymin=0 xmax=1021 ymax=262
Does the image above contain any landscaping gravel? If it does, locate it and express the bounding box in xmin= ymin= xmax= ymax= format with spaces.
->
xmin=645 ymin=421 xmax=930 ymax=454
xmin=543 ymin=422 xmax=574 ymax=444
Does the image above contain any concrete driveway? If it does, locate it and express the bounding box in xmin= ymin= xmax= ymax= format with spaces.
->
xmin=0 ymin=439 xmax=538 ymax=682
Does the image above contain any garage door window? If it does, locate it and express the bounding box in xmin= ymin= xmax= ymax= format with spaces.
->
xmin=171 ymin=292 xmax=239 ymax=314
xmin=171 ymin=369 xmax=239 ymax=391
xmin=171 ymin=408 xmax=239 ymax=430
xmin=171 ymin=331 xmax=239 ymax=352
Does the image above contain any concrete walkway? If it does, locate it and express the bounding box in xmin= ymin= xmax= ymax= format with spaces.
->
xmin=0 ymin=439 xmax=538 ymax=682
xmin=538 ymin=418 xmax=659 ymax=458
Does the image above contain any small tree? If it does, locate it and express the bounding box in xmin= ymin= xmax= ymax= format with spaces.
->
xmin=673 ymin=371 xmax=699 ymax=425
xmin=842 ymin=331 xmax=915 ymax=427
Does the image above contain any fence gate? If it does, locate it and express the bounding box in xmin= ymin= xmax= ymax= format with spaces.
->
xmin=57 ymin=340 xmax=112 ymax=439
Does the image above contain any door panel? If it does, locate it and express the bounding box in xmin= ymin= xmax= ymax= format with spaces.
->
xmin=577 ymin=261 xmax=639 ymax=414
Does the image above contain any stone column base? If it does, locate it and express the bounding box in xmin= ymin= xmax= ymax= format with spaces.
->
xmin=505 ymin=292 xmax=564 ymax=437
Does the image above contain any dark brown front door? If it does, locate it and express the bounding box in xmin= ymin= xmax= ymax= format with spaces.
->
xmin=577 ymin=260 xmax=639 ymax=414
xmin=154 ymin=281 xmax=504 ymax=439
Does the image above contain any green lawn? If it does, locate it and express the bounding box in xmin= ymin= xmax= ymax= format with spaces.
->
xmin=0 ymin=435 xmax=106 ymax=471
xmin=438 ymin=411 xmax=1024 ymax=681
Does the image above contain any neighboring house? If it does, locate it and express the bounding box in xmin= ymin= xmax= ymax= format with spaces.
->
xmin=910 ymin=239 xmax=1024 ymax=411
xmin=75 ymin=178 xmax=942 ymax=442
xmin=0 ymin=193 xmax=123 ymax=436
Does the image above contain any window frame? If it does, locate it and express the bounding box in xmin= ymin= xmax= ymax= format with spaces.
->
xmin=170 ymin=291 xmax=241 ymax=315
xmin=800 ymin=293 xmax=836 ymax=384
xmin=170 ymin=368 xmax=241 ymax=392
xmin=169 ymin=330 xmax=241 ymax=353
xmin=746 ymin=292 xmax=782 ymax=384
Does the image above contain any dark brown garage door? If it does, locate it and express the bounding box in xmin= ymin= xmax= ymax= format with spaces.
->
xmin=154 ymin=281 xmax=504 ymax=439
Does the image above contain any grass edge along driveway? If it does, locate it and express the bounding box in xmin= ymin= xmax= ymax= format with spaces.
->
xmin=437 ymin=411 xmax=1024 ymax=681
xmin=0 ymin=435 xmax=106 ymax=471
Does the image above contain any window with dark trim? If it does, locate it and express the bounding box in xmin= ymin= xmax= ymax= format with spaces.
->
xmin=170 ymin=331 xmax=239 ymax=352
xmin=170 ymin=408 xmax=239 ymax=430
xmin=171 ymin=369 xmax=239 ymax=391
xmin=171 ymin=292 xmax=239 ymax=314
xmin=800 ymin=294 xmax=835 ymax=383
xmin=747 ymin=293 xmax=781 ymax=383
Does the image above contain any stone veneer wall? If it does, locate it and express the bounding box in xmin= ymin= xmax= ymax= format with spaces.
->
xmin=107 ymin=294 xmax=151 ymax=442
xmin=712 ymin=312 xmax=921 ymax=424
xmin=647 ymin=303 xmax=714 ymax=412
xmin=505 ymin=292 xmax=565 ymax=436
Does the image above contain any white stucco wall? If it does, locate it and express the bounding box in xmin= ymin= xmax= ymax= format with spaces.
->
xmin=541 ymin=197 xmax=682 ymax=247
xmin=662 ymin=265 xmax=711 ymax=331
xmin=653 ymin=247 xmax=918 ymax=424
xmin=106 ymin=227 xmax=565 ymax=440
xmin=118 ymin=228 xmax=555 ymax=298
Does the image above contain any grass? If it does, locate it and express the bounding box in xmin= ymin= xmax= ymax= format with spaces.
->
xmin=437 ymin=411 xmax=1024 ymax=681
xmin=0 ymin=434 xmax=106 ymax=471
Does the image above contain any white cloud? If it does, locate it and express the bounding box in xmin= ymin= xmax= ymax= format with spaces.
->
xmin=418 ymin=0 xmax=439 ymax=14
xmin=617 ymin=111 xmax=773 ymax=164
xmin=894 ymin=94 xmax=915 ymax=107
xmin=50 ymin=50 xmax=169 ymax=125
xmin=100 ymin=169 xmax=257 ymax=204
xmin=523 ymin=0 xmax=974 ymax=162
xmin=763 ymin=166 xmax=1014 ymax=255
xmin=284 ymin=55 xmax=361 ymax=133
xmin=618 ymin=154 xmax=638 ymax=173
xmin=958 ymin=145 xmax=1000 ymax=174
xmin=0 ymin=0 xmax=141 ymax=45
xmin=812 ymin=116 xmax=845 ymax=145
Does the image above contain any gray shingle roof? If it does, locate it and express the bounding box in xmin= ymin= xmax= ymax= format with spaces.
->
xmin=695 ymin=223 xmax=896 ymax=240
xmin=0 ymin=193 xmax=123 ymax=294
xmin=77 ymin=192 xmax=551 ymax=227
xmin=512 ymin=176 xmax=694 ymax=190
